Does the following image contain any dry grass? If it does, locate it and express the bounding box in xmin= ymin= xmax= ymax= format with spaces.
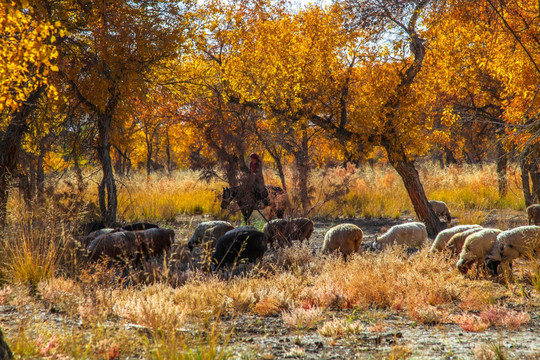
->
xmin=103 ymin=162 xmax=526 ymax=222
xmin=0 ymin=163 xmax=535 ymax=358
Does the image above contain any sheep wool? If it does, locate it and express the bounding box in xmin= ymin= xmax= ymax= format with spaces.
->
xmin=188 ymin=221 xmax=234 ymax=251
xmin=456 ymin=228 xmax=502 ymax=274
xmin=322 ymin=223 xmax=363 ymax=258
xmin=444 ymin=227 xmax=485 ymax=256
xmin=429 ymin=200 xmax=452 ymax=223
xmin=263 ymin=218 xmax=314 ymax=249
xmin=374 ymin=222 xmax=427 ymax=250
xmin=429 ymin=224 xmax=482 ymax=252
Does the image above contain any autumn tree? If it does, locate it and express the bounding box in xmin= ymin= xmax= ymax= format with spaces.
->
xmin=481 ymin=0 xmax=540 ymax=204
xmin=28 ymin=0 xmax=196 ymax=225
xmin=190 ymin=0 xmax=364 ymax=212
xmin=429 ymin=0 xmax=540 ymax=204
xmin=296 ymin=0 xmax=446 ymax=234
xmin=0 ymin=1 xmax=60 ymax=229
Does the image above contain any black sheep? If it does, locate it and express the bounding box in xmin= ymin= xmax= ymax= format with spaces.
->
xmin=121 ymin=222 xmax=159 ymax=231
xmin=211 ymin=229 xmax=267 ymax=270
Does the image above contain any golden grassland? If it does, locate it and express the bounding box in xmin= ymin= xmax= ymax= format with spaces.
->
xmin=0 ymin=163 xmax=537 ymax=359
xmin=112 ymin=162 xmax=525 ymax=223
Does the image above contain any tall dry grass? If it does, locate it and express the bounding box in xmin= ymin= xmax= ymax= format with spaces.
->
xmin=111 ymin=162 xmax=525 ymax=222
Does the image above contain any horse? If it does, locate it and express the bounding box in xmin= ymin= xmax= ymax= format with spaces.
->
xmin=220 ymin=184 xmax=289 ymax=223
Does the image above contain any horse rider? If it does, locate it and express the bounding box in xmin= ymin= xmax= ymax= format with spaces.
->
xmin=249 ymin=153 xmax=270 ymax=207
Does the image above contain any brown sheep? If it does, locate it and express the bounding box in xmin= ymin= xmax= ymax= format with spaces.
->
xmin=527 ymin=204 xmax=540 ymax=225
xmin=133 ymin=227 xmax=175 ymax=257
xmin=88 ymin=231 xmax=138 ymax=262
xmin=263 ymin=218 xmax=314 ymax=249
xmin=87 ymin=228 xmax=174 ymax=262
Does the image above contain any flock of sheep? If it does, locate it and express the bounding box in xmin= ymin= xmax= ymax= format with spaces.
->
xmin=75 ymin=202 xmax=540 ymax=279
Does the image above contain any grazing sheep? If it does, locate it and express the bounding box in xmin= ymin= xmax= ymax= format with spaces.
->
xmin=429 ymin=200 xmax=452 ymax=223
xmin=485 ymin=225 xmax=540 ymax=276
xmin=263 ymin=218 xmax=314 ymax=249
xmin=88 ymin=228 xmax=174 ymax=262
xmin=456 ymin=228 xmax=502 ymax=276
xmin=527 ymin=204 xmax=540 ymax=225
xmin=429 ymin=224 xmax=483 ymax=253
xmin=211 ymin=229 xmax=267 ymax=270
xmin=187 ymin=221 xmax=234 ymax=251
xmin=322 ymin=223 xmax=363 ymax=258
xmin=121 ymin=222 xmax=159 ymax=231
xmin=88 ymin=231 xmax=138 ymax=262
xmin=134 ymin=227 xmax=175 ymax=256
xmin=74 ymin=228 xmax=118 ymax=249
xmin=444 ymin=227 xmax=485 ymax=256
xmin=372 ymin=222 xmax=427 ymax=250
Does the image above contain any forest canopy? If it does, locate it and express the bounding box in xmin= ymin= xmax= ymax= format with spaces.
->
xmin=1 ymin=0 xmax=540 ymax=232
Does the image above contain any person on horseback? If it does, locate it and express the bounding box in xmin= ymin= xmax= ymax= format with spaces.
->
xmin=249 ymin=153 xmax=270 ymax=207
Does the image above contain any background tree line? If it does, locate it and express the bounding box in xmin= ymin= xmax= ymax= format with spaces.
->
xmin=1 ymin=0 xmax=540 ymax=234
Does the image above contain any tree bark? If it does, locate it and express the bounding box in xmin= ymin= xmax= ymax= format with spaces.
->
xmin=165 ymin=127 xmax=172 ymax=174
xmin=274 ymin=156 xmax=287 ymax=192
xmin=385 ymin=145 xmax=446 ymax=236
xmin=295 ymin=130 xmax=311 ymax=213
xmin=520 ymin=147 xmax=540 ymax=207
xmin=96 ymin=112 xmax=118 ymax=226
xmin=496 ymin=142 xmax=508 ymax=197
xmin=145 ymin=128 xmax=153 ymax=176
xmin=0 ymin=86 xmax=45 ymax=230
xmin=521 ymin=157 xmax=534 ymax=207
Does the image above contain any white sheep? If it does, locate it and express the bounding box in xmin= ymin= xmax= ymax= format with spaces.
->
xmin=485 ymin=225 xmax=540 ymax=277
xmin=429 ymin=224 xmax=482 ymax=253
xmin=444 ymin=227 xmax=485 ymax=256
xmin=456 ymin=228 xmax=502 ymax=276
xmin=527 ymin=204 xmax=540 ymax=225
xmin=372 ymin=222 xmax=427 ymax=250
xmin=187 ymin=221 xmax=234 ymax=251
xmin=429 ymin=200 xmax=452 ymax=223
xmin=263 ymin=218 xmax=314 ymax=249
xmin=322 ymin=223 xmax=363 ymax=258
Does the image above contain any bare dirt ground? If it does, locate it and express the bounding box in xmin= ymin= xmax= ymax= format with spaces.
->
xmin=1 ymin=211 xmax=539 ymax=359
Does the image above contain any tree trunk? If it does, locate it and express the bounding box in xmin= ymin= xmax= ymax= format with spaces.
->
xmin=520 ymin=147 xmax=540 ymax=206
xmin=385 ymin=146 xmax=446 ymax=236
xmin=521 ymin=157 xmax=534 ymax=207
xmin=0 ymin=86 xmax=45 ymax=230
xmin=496 ymin=142 xmax=508 ymax=198
xmin=295 ymin=131 xmax=311 ymax=213
xmin=165 ymin=128 xmax=172 ymax=174
xmin=36 ymin=146 xmax=46 ymax=205
xmin=532 ymin=169 xmax=540 ymax=204
xmin=96 ymin=113 xmax=118 ymax=226
xmin=275 ymin=157 xmax=287 ymax=192
xmin=145 ymin=130 xmax=153 ymax=176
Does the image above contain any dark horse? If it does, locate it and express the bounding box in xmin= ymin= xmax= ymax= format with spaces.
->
xmin=220 ymin=184 xmax=289 ymax=223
